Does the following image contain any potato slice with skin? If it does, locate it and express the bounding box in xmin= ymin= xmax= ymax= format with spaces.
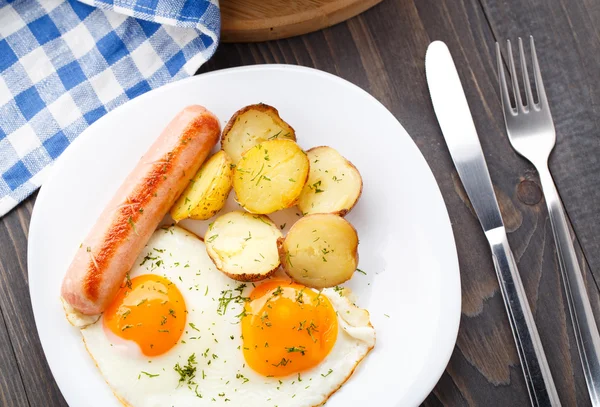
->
xmin=297 ymin=146 xmax=363 ymax=216
xmin=234 ymin=139 xmax=309 ymax=214
xmin=278 ymin=214 xmax=359 ymax=288
xmin=222 ymin=104 xmax=296 ymax=163
xmin=170 ymin=151 xmax=233 ymax=221
xmin=205 ymin=211 xmax=282 ymax=281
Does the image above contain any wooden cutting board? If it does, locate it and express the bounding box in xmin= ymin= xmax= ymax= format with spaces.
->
xmin=220 ymin=0 xmax=383 ymax=43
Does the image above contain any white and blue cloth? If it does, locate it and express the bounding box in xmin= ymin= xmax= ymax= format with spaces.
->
xmin=0 ymin=0 xmax=220 ymax=216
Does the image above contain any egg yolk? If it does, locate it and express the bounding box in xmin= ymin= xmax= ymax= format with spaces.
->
xmin=103 ymin=274 xmax=186 ymax=356
xmin=241 ymin=280 xmax=338 ymax=377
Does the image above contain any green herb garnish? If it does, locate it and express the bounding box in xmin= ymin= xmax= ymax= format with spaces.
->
xmin=174 ymin=354 xmax=197 ymax=386
xmin=285 ymin=346 xmax=306 ymax=356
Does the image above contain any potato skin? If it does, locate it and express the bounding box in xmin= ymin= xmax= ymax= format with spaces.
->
xmin=311 ymin=146 xmax=363 ymax=217
xmin=221 ymin=104 xmax=296 ymax=164
xmin=170 ymin=150 xmax=233 ymax=221
xmin=220 ymin=267 xmax=279 ymax=283
xmin=278 ymin=214 xmax=359 ymax=288
xmin=297 ymin=146 xmax=363 ymax=217
xmin=222 ymin=103 xmax=294 ymax=141
xmin=277 ymin=237 xmax=288 ymax=271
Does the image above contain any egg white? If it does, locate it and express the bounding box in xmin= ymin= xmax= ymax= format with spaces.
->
xmin=81 ymin=226 xmax=375 ymax=407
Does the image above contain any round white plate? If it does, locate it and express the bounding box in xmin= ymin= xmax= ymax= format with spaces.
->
xmin=28 ymin=65 xmax=460 ymax=407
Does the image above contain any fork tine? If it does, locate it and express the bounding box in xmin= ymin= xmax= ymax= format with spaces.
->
xmin=518 ymin=38 xmax=534 ymax=110
xmin=496 ymin=42 xmax=515 ymax=116
xmin=530 ymin=36 xmax=548 ymax=109
xmin=507 ymin=40 xmax=525 ymax=112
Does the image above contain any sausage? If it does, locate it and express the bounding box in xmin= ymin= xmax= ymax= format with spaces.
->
xmin=61 ymin=105 xmax=220 ymax=316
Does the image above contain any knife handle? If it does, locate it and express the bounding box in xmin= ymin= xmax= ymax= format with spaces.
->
xmin=487 ymin=228 xmax=562 ymax=407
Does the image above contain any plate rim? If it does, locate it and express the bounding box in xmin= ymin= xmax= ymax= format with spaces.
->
xmin=28 ymin=63 xmax=461 ymax=407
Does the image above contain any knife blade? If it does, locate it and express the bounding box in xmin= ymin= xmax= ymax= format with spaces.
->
xmin=425 ymin=41 xmax=561 ymax=407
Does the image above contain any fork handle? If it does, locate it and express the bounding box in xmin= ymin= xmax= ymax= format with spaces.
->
xmin=538 ymin=164 xmax=600 ymax=406
xmin=487 ymin=228 xmax=561 ymax=406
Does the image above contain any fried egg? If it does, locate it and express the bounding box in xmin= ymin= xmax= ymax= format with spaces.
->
xmin=81 ymin=226 xmax=375 ymax=407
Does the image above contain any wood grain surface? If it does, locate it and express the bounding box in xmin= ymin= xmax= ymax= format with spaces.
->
xmin=1 ymin=0 xmax=599 ymax=406
xmin=220 ymin=0 xmax=383 ymax=42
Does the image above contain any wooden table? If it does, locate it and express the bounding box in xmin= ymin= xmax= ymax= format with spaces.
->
xmin=1 ymin=0 xmax=599 ymax=405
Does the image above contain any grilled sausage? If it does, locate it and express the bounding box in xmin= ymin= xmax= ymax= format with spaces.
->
xmin=61 ymin=105 xmax=220 ymax=316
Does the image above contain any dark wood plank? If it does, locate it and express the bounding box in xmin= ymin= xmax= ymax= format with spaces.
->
xmin=411 ymin=0 xmax=600 ymax=404
xmin=480 ymin=0 xmax=600 ymax=291
xmin=408 ymin=0 xmax=598 ymax=404
xmin=0 ymin=193 xmax=67 ymax=407
xmin=0 ymin=307 xmax=29 ymax=407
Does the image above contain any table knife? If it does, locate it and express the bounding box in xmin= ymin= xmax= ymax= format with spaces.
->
xmin=425 ymin=40 xmax=561 ymax=407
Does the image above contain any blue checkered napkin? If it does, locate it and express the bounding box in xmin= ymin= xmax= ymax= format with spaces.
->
xmin=0 ymin=0 xmax=220 ymax=217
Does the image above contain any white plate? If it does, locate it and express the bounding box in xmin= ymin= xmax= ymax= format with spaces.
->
xmin=28 ymin=65 xmax=460 ymax=407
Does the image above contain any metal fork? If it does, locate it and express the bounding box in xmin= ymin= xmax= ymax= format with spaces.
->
xmin=497 ymin=36 xmax=600 ymax=406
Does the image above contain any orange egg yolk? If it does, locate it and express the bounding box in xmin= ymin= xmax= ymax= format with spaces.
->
xmin=241 ymin=280 xmax=338 ymax=377
xmin=103 ymin=274 xmax=186 ymax=356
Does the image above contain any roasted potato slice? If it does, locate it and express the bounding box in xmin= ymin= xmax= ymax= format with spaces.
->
xmin=170 ymin=150 xmax=233 ymax=221
xmin=222 ymin=104 xmax=296 ymax=163
xmin=297 ymin=146 xmax=362 ymax=216
xmin=205 ymin=211 xmax=282 ymax=281
xmin=278 ymin=214 xmax=358 ymax=288
xmin=233 ymin=139 xmax=309 ymax=214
